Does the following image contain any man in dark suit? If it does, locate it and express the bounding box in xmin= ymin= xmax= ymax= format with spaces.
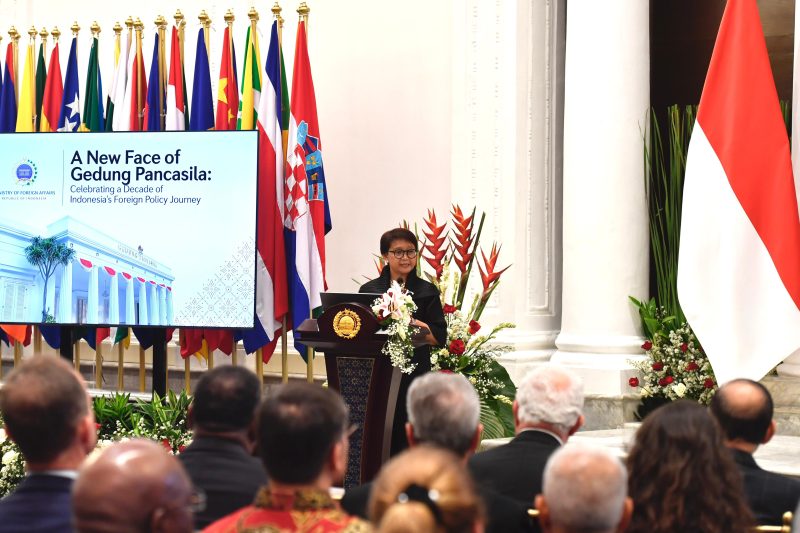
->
xmin=341 ymin=371 xmax=534 ymax=533
xmin=0 ymin=356 xmax=97 ymax=533
xmin=710 ymin=378 xmax=800 ymax=526
xmin=468 ymin=364 xmax=585 ymax=507
xmin=177 ymin=365 xmax=267 ymax=529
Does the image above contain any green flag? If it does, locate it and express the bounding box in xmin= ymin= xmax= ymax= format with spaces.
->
xmin=35 ymin=43 xmax=46 ymax=131
xmin=81 ymin=37 xmax=104 ymax=131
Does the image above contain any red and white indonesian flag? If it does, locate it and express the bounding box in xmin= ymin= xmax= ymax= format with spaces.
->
xmin=678 ymin=0 xmax=800 ymax=385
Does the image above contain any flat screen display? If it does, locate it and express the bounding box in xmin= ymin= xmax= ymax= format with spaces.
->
xmin=0 ymin=131 xmax=258 ymax=328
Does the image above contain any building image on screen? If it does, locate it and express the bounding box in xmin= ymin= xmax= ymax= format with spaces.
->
xmin=0 ymin=216 xmax=174 ymax=325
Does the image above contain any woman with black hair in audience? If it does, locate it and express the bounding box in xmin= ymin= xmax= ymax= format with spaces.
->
xmin=626 ymin=400 xmax=754 ymax=533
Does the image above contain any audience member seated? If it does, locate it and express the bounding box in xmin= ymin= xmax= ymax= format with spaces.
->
xmin=626 ymin=400 xmax=753 ymax=533
xmin=73 ymin=439 xmax=194 ymax=533
xmin=341 ymin=371 xmax=533 ymax=532
xmin=178 ymin=366 xmax=267 ymax=528
xmin=202 ymin=382 xmax=370 ymax=532
xmin=535 ymin=443 xmax=632 ymax=533
xmin=468 ymin=364 xmax=584 ymax=507
xmin=369 ymin=446 xmax=485 ymax=533
xmin=0 ymin=357 xmax=97 ymax=533
xmin=710 ymin=378 xmax=800 ymax=526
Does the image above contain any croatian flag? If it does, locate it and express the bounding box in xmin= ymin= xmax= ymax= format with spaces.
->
xmin=678 ymin=0 xmax=800 ymax=385
xmin=285 ymin=21 xmax=331 ymax=356
xmin=240 ymin=21 xmax=288 ymax=358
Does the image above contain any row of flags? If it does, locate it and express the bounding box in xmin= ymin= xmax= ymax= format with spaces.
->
xmin=0 ymin=15 xmax=331 ymax=364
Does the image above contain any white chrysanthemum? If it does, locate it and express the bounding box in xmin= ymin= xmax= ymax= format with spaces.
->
xmin=2 ymin=450 xmax=18 ymax=466
xmin=672 ymin=383 xmax=687 ymax=398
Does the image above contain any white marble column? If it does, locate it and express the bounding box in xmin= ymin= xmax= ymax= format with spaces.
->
xmin=158 ymin=286 xmax=167 ymax=325
xmin=149 ymin=283 xmax=159 ymax=326
xmin=166 ymin=288 xmax=174 ymax=324
xmin=125 ymin=277 xmax=135 ymax=324
xmin=138 ymin=280 xmax=149 ymax=325
xmin=58 ymin=263 xmax=73 ymax=322
xmin=551 ymin=0 xmax=650 ymax=395
xmin=109 ymin=271 xmax=119 ymax=324
xmin=449 ymin=0 xmax=566 ymax=384
xmin=87 ymin=266 xmax=99 ymax=323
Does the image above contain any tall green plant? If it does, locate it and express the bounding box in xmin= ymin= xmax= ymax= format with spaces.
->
xmin=643 ymin=105 xmax=696 ymax=321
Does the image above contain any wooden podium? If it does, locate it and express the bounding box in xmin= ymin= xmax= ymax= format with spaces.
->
xmin=295 ymin=301 xmax=427 ymax=487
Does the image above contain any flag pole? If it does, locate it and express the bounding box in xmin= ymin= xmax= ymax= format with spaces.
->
xmin=199 ymin=11 xmax=211 ymax=59
xmin=138 ymin=345 xmax=145 ymax=392
xmin=112 ymin=22 xmax=121 ymax=67
xmin=156 ymin=16 xmax=167 ymax=130
xmin=134 ymin=19 xmax=145 ymax=130
xmin=117 ymin=337 xmax=124 ymax=390
xmin=256 ymin=348 xmax=264 ymax=391
xmin=297 ymin=1 xmax=314 ymax=384
xmin=39 ymin=26 xmax=48 ymax=64
xmin=272 ymin=2 xmax=290 ymax=385
xmin=95 ymin=334 xmax=103 ymax=389
xmin=174 ymin=10 xmax=186 ymax=65
xmin=9 ymin=27 xmax=19 ymax=104
xmin=33 ymin=326 xmax=41 ymax=355
xmin=125 ymin=17 xmax=133 ymax=51
xmin=27 ymin=27 xmax=37 ymax=131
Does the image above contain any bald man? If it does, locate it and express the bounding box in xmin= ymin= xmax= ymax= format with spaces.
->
xmin=710 ymin=379 xmax=800 ymax=526
xmin=535 ymin=443 xmax=632 ymax=533
xmin=0 ymin=357 xmax=97 ymax=533
xmin=73 ymin=439 xmax=194 ymax=533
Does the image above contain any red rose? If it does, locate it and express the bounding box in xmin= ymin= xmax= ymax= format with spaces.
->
xmin=439 ymin=369 xmax=454 ymax=374
xmin=161 ymin=439 xmax=171 ymax=451
xmin=449 ymin=339 xmax=466 ymax=355
xmin=658 ymin=377 xmax=667 ymax=387
xmin=443 ymin=304 xmax=457 ymax=314
xmin=680 ymin=343 xmax=689 ymax=353
xmin=629 ymin=377 xmax=640 ymax=388
xmin=703 ymin=378 xmax=715 ymax=389
xmin=469 ymin=320 xmax=481 ymax=334
xmin=178 ymin=445 xmax=187 ymax=454
xmin=652 ymin=361 xmax=664 ymax=371
xmin=642 ymin=340 xmax=653 ymax=350
xmin=664 ymin=376 xmax=674 ymax=385
xmin=685 ymin=361 xmax=699 ymax=372
xmin=95 ymin=423 xmax=102 ymax=430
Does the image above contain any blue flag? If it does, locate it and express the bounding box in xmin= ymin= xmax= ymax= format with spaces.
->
xmin=189 ymin=29 xmax=213 ymax=131
xmin=58 ymin=37 xmax=81 ymax=132
xmin=145 ymin=33 xmax=162 ymax=131
xmin=0 ymin=54 xmax=16 ymax=132
xmin=40 ymin=324 xmax=61 ymax=350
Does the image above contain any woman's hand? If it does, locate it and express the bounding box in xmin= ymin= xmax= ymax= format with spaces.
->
xmin=411 ymin=319 xmax=438 ymax=346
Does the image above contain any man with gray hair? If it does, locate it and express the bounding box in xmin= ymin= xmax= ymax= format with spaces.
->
xmin=535 ymin=443 xmax=632 ymax=533
xmin=341 ymin=371 xmax=534 ymax=532
xmin=469 ymin=364 xmax=585 ymax=507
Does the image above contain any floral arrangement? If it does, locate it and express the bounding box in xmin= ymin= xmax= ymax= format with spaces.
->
xmin=628 ymin=297 xmax=717 ymax=416
xmin=419 ymin=206 xmax=517 ymax=439
xmin=372 ymin=281 xmax=420 ymax=374
xmin=0 ymin=390 xmax=192 ymax=497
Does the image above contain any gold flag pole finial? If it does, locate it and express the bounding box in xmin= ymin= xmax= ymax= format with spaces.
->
xmin=39 ymin=27 xmax=49 ymax=43
xmin=51 ymin=27 xmax=61 ymax=42
xmin=175 ymin=10 xmax=186 ymax=66
xmin=272 ymin=2 xmax=284 ymax=35
xmin=174 ymin=9 xmax=185 ymax=27
xmin=9 ymin=26 xmax=19 ymax=42
xmin=90 ymin=21 xmax=100 ymax=37
xmin=28 ymin=26 xmax=37 ymax=42
xmin=113 ymin=22 xmax=122 ymax=36
xmin=297 ymin=2 xmax=309 ymax=35
xmin=125 ymin=16 xmax=134 ymax=37
xmin=248 ymin=6 xmax=259 ymax=26
xmin=70 ymin=22 xmax=80 ymax=37
xmin=224 ymin=9 xmax=235 ymax=27
xmin=134 ymin=18 xmax=144 ymax=33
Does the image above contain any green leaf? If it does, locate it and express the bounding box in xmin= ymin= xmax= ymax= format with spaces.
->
xmin=479 ymin=399 xmax=506 ymax=441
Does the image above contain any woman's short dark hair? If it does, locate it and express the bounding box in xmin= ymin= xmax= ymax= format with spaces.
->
xmin=626 ymin=400 xmax=754 ymax=533
xmin=380 ymin=228 xmax=418 ymax=254
xmin=257 ymin=383 xmax=348 ymax=484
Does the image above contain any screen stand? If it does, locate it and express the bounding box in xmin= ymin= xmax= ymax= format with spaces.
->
xmin=58 ymin=326 xmax=73 ymax=362
xmin=152 ymin=335 xmax=167 ymax=398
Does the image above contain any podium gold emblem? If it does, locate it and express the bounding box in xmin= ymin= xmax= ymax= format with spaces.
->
xmin=333 ymin=309 xmax=361 ymax=339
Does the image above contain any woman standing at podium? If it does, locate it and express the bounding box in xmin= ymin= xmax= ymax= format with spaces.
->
xmin=360 ymin=228 xmax=447 ymax=456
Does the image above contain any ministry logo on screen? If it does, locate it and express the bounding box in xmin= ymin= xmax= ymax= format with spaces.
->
xmin=15 ymin=159 xmax=37 ymax=187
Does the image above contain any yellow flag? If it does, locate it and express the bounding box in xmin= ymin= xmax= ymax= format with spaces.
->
xmin=15 ymin=43 xmax=35 ymax=132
